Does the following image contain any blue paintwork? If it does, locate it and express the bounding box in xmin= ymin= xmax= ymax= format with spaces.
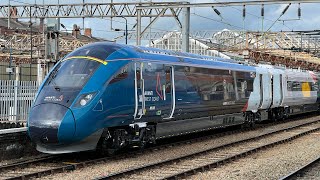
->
xmin=58 ymin=108 xmax=76 ymax=143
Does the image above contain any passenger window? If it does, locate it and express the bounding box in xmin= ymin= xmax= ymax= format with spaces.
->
xmin=287 ymin=81 xmax=315 ymax=91
xmin=287 ymin=81 xmax=293 ymax=91
xmin=292 ymin=82 xmax=301 ymax=91
xmin=236 ymin=71 xmax=253 ymax=98
xmin=312 ymin=82 xmax=318 ymax=91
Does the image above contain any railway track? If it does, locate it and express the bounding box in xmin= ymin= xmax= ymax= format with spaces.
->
xmin=0 ymin=115 xmax=318 ymax=179
xmin=280 ymin=156 xmax=320 ymax=180
xmin=0 ymin=130 xmax=27 ymax=143
xmin=98 ymin=119 xmax=320 ymax=180
xmin=0 ymin=154 xmax=65 ymax=180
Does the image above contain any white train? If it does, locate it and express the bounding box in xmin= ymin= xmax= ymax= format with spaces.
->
xmin=246 ymin=64 xmax=318 ymax=123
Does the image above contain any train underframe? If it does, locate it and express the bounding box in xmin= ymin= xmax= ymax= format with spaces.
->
xmin=97 ymin=104 xmax=319 ymax=155
xmin=97 ymin=123 xmax=157 ymax=154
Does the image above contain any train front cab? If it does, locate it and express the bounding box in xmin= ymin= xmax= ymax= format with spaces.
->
xmin=28 ymin=43 xmax=132 ymax=154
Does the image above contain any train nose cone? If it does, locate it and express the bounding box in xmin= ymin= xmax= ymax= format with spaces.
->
xmin=28 ymin=103 xmax=75 ymax=145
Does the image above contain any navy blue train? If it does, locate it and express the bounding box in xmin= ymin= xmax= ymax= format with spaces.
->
xmin=28 ymin=42 xmax=320 ymax=154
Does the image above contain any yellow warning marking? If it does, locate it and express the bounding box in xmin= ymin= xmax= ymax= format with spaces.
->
xmin=301 ymin=82 xmax=311 ymax=97
xmin=62 ymin=56 xmax=108 ymax=65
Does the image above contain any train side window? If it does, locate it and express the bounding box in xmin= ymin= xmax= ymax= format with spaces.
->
xmin=237 ymin=79 xmax=246 ymax=92
xmin=292 ymin=82 xmax=301 ymax=91
xmin=236 ymin=75 xmax=252 ymax=98
xmin=142 ymin=63 xmax=162 ymax=91
xmin=109 ymin=65 xmax=129 ymax=84
xmin=311 ymin=82 xmax=318 ymax=91
xmin=174 ymin=66 xmax=187 ymax=92
xmin=287 ymin=81 xmax=293 ymax=91
xmin=287 ymin=81 xmax=311 ymax=91
xmin=165 ymin=67 xmax=171 ymax=93
xmin=247 ymin=80 xmax=254 ymax=92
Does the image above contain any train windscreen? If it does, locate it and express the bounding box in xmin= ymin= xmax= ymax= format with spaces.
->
xmin=45 ymin=58 xmax=100 ymax=89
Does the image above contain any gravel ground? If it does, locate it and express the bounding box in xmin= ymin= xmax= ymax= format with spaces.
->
xmin=118 ymin=121 xmax=320 ymax=179
xmin=293 ymin=158 xmax=320 ymax=180
xmin=40 ymin=116 xmax=320 ymax=180
xmin=189 ymin=131 xmax=320 ymax=180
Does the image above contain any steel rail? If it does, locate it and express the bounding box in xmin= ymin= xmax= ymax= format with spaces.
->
xmin=0 ymin=154 xmax=59 ymax=172
xmin=0 ymin=122 xmax=252 ymax=180
xmin=279 ymin=156 xmax=320 ymax=180
xmin=2 ymin=114 xmax=317 ymax=180
xmin=98 ymin=119 xmax=320 ymax=179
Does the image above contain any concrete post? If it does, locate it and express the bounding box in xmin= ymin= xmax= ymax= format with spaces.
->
xmin=13 ymin=80 xmax=18 ymax=122
xmin=37 ymin=60 xmax=45 ymax=84
xmin=136 ymin=9 xmax=142 ymax=46
xmin=15 ymin=65 xmax=20 ymax=81
xmin=181 ymin=7 xmax=190 ymax=52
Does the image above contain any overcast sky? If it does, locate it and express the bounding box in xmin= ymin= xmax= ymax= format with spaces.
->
xmin=4 ymin=0 xmax=320 ymax=44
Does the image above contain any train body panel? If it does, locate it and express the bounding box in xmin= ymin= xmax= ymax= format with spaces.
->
xmin=281 ymin=70 xmax=318 ymax=107
xmin=27 ymin=42 xmax=320 ymax=154
xmin=246 ymin=72 xmax=261 ymax=112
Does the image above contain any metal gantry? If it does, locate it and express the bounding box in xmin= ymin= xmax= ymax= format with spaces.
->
xmin=1 ymin=0 xmax=319 ymax=47
xmin=0 ymin=1 xmax=319 ymax=66
xmin=0 ymin=33 xmax=97 ymax=63
xmin=0 ymin=2 xmax=184 ymax=18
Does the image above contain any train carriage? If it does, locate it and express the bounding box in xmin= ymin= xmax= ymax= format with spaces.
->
xmin=27 ymin=42 xmax=320 ymax=154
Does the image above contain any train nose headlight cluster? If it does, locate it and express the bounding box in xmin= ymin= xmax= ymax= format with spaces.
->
xmin=75 ymin=92 xmax=97 ymax=107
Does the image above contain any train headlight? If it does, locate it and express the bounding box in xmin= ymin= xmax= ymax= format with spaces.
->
xmin=74 ymin=92 xmax=97 ymax=107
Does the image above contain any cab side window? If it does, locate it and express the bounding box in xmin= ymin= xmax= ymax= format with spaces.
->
xmin=109 ymin=65 xmax=128 ymax=84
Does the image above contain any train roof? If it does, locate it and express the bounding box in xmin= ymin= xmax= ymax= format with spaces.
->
xmin=132 ymin=44 xmax=255 ymax=72
xmin=66 ymin=42 xmax=256 ymax=72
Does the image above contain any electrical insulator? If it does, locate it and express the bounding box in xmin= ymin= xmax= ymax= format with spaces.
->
xmin=298 ymin=3 xmax=301 ymax=18
xmin=282 ymin=3 xmax=291 ymax=15
xmin=243 ymin=5 xmax=246 ymax=18
xmin=214 ymin=8 xmax=221 ymax=16
xmin=51 ymin=33 xmax=56 ymax=39
xmin=261 ymin=4 xmax=264 ymax=17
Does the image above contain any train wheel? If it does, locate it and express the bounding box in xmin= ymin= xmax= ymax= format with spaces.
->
xmin=97 ymin=128 xmax=129 ymax=156
xmin=243 ymin=112 xmax=255 ymax=128
xmin=131 ymin=124 xmax=156 ymax=150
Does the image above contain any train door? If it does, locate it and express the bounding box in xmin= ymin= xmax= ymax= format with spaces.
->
xmin=279 ymin=74 xmax=283 ymax=105
xmin=133 ymin=62 xmax=175 ymax=120
xmin=271 ymin=71 xmax=283 ymax=108
xmin=133 ymin=62 xmax=145 ymax=120
xmin=162 ymin=66 xmax=176 ymax=119
xmin=256 ymin=68 xmax=272 ymax=110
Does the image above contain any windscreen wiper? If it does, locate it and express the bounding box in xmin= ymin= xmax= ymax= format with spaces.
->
xmin=54 ymin=85 xmax=60 ymax=91
xmin=46 ymin=65 xmax=60 ymax=85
